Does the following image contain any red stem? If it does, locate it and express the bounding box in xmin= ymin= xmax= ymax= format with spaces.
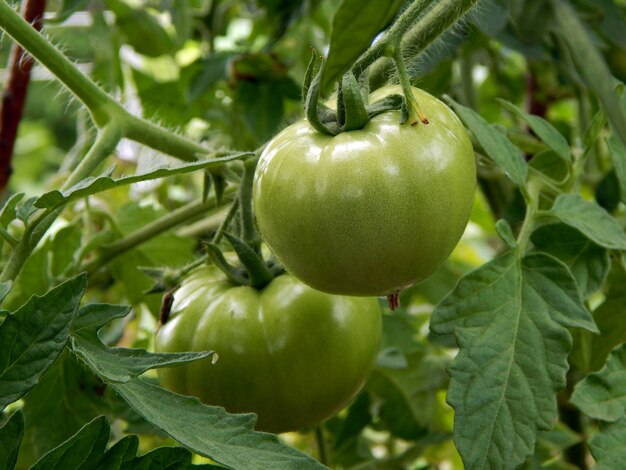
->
xmin=0 ymin=0 xmax=47 ymax=196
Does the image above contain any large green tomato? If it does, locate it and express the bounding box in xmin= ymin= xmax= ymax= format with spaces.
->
xmin=253 ymin=86 xmax=476 ymax=296
xmin=154 ymin=266 xmax=382 ymax=434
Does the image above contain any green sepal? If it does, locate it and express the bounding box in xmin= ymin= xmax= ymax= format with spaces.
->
xmin=340 ymin=72 xmax=369 ymax=132
xmin=202 ymin=171 xmax=212 ymax=203
xmin=209 ymin=170 xmax=227 ymax=206
xmin=204 ymin=242 xmax=248 ymax=286
xmin=336 ymin=80 xmax=345 ymax=127
xmin=305 ymin=60 xmax=340 ymax=136
xmin=302 ymin=49 xmax=321 ymax=107
xmin=266 ymin=257 xmax=286 ymax=278
xmin=223 ymin=232 xmax=274 ymax=289
xmin=366 ymin=94 xmax=404 ymax=119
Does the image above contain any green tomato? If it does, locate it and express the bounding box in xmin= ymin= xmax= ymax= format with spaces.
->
xmin=253 ymin=85 xmax=476 ymax=296
xmin=155 ymin=266 xmax=382 ymax=434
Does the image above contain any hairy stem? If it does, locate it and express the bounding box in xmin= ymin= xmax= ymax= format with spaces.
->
xmin=353 ymin=0 xmax=480 ymax=81
xmin=0 ymin=0 xmax=113 ymax=125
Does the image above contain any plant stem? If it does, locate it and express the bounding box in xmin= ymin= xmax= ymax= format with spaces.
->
xmin=353 ymin=0 xmax=480 ymax=80
xmin=0 ymin=0 xmax=216 ymax=163
xmin=315 ymin=425 xmax=330 ymax=467
xmin=121 ymin=113 xmax=210 ymax=162
xmin=0 ymin=0 xmax=113 ymax=125
xmin=392 ymin=48 xmax=427 ymax=125
xmin=213 ymin=198 xmax=239 ymax=244
xmin=516 ymin=179 xmax=542 ymax=253
xmin=352 ymin=0 xmax=431 ymax=78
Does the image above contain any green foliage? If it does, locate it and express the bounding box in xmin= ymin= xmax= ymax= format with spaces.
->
xmin=0 ymin=275 xmax=86 ymax=410
xmin=1 ymin=0 xmax=626 ymax=468
xmin=431 ymin=251 xmax=597 ymax=469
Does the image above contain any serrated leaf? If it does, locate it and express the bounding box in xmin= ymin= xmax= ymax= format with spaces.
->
xmin=589 ymin=416 xmax=626 ymax=470
xmin=548 ymin=194 xmax=626 ymax=250
xmin=531 ymin=223 xmax=610 ymax=298
xmin=20 ymin=352 xmax=114 ymax=466
xmin=571 ymin=343 xmax=626 ymax=421
xmin=321 ymin=0 xmax=403 ymax=91
xmin=70 ymin=304 xmax=212 ymax=383
xmin=606 ymin=134 xmax=626 ymax=204
xmin=0 ymin=274 xmax=86 ymax=411
xmin=30 ymin=416 xmax=109 ymax=470
xmin=0 ymin=410 xmax=23 ymax=470
xmin=498 ymin=99 xmax=570 ymax=161
xmin=447 ymin=98 xmax=528 ymax=186
xmin=430 ymin=251 xmax=597 ymax=470
xmin=551 ymin=0 xmax=626 ymax=152
xmin=96 ymin=435 xmax=139 ymax=469
xmin=111 ymin=378 xmax=325 ymax=470
xmin=34 ymin=154 xmax=245 ymax=211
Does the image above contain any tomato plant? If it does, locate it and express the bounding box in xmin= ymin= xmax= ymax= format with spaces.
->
xmin=254 ymin=85 xmax=476 ymax=296
xmin=155 ymin=266 xmax=382 ymax=433
xmin=1 ymin=0 xmax=626 ymax=469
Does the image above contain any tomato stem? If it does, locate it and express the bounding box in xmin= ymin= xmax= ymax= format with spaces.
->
xmin=517 ymin=178 xmax=543 ymax=253
xmin=392 ymin=48 xmax=428 ymax=126
xmin=352 ymin=0 xmax=481 ymax=86
xmin=315 ymin=425 xmax=331 ymax=466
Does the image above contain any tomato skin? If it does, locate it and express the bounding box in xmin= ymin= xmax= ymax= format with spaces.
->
xmin=155 ymin=266 xmax=382 ymax=434
xmin=253 ymin=86 xmax=476 ymax=296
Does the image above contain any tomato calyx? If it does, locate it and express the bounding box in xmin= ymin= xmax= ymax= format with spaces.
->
xmin=304 ymin=51 xmax=405 ymax=136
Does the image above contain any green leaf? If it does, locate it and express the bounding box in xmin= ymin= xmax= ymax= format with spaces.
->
xmin=531 ymin=223 xmax=610 ymax=298
xmin=106 ymin=0 xmax=174 ymax=57
xmin=0 ymin=274 xmax=86 ymax=411
xmin=498 ymin=99 xmax=571 ymax=161
xmin=529 ymin=150 xmax=570 ymax=185
xmin=548 ymin=194 xmax=626 ymax=250
xmin=571 ymin=343 xmax=626 ymax=422
xmin=20 ymin=353 xmax=115 ymax=466
xmin=0 ymin=193 xmax=24 ymax=227
xmin=367 ymin=350 xmax=450 ymax=439
xmin=607 ymin=134 xmax=626 ymax=205
xmin=447 ymin=98 xmax=528 ymax=186
xmin=589 ymin=417 xmax=626 ymax=470
xmin=495 ymin=219 xmax=517 ymax=248
xmin=551 ymin=0 xmax=626 ymax=151
xmin=322 ymin=0 xmax=403 ymax=91
xmin=111 ymin=378 xmax=325 ymax=470
xmin=34 ymin=155 xmax=244 ymax=211
xmin=576 ymin=266 xmax=626 ymax=373
xmin=0 ymin=410 xmax=23 ymax=470
xmin=430 ymin=251 xmax=597 ymax=470
xmin=30 ymin=416 xmax=109 ymax=470
xmin=47 ymin=0 xmax=90 ymax=23
xmin=70 ymin=304 xmax=212 ymax=383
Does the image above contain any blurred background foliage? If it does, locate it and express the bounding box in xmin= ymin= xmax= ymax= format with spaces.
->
xmin=1 ymin=0 xmax=626 ymax=468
